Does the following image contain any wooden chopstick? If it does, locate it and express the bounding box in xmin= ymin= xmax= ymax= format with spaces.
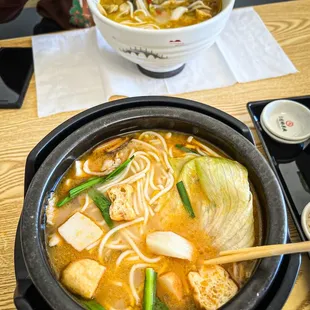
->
xmin=204 ymin=241 xmax=310 ymax=265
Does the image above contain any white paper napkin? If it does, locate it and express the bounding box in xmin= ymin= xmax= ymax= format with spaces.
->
xmin=32 ymin=7 xmax=297 ymax=117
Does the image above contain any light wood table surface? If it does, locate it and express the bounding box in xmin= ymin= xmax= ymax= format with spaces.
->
xmin=0 ymin=0 xmax=310 ymax=309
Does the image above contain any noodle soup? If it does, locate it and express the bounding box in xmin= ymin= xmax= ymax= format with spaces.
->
xmin=46 ymin=131 xmax=257 ymax=310
xmin=97 ymin=0 xmax=222 ymax=29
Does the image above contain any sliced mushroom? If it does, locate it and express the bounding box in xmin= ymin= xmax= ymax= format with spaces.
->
xmin=195 ymin=8 xmax=212 ymax=19
xmin=102 ymin=4 xmax=119 ymax=13
xmin=170 ymin=6 xmax=188 ymax=21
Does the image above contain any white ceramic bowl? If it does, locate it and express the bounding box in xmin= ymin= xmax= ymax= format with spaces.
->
xmin=301 ymin=202 xmax=310 ymax=240
xmin=261 ymin=100 xmax=310 ymax=141
xmin=87 ymin=0 xmax=235 ymax=75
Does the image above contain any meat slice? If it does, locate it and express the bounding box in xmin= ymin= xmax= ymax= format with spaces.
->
xmin=188 ymin=265 xmax=238 ymax=310
xmin=107 ymin=184 xmax=136 ymax=221
xmin=61 ymin=259 xmax=105 ymax=299
xmin=58 ymin=212 xmax=103 ymax=252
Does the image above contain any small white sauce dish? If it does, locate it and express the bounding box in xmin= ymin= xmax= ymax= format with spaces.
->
xmin=261 ymin=100 xmax=310 ymax=143
xmin=301 ymin=202 xmax=310 ymax=240
xmin=260 ymin=118 xmax=307 ymax=144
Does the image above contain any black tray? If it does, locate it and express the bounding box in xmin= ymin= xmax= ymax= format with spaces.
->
xmin=247 ymin=95 xmax=310 ymax=248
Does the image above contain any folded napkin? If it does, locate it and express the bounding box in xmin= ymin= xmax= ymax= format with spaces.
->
xmin=32 ymin=7 xmax=297 ymax=117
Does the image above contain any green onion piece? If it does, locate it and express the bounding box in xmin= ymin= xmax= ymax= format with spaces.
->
xmin=57 ymin=195 xmax=75 ymax=208
xmin=154 ymin=297 xmax=169 ymax=310
xmin=143 ymin=268 xmax=157 ymax=310
xmin=88 ymin=189 xmax=113 ymax=229
xmin=69 ymin=156 xmax=134 ymax=197
xmin=69 ymin=177 xmax=103 ymax=197
xmin=105 ymin=156 xmax=134 ymax=181
xmin=175 ymin=144 xmax=199 ymax=154
xmin=176 ymin=181 xmax=195 ymax=218
xmin=80 ymin=299 xmax=105 ymax=310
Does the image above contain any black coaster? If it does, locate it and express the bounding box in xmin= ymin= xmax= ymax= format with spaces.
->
xmin=137 ymin=64 xmax=185 ymax=78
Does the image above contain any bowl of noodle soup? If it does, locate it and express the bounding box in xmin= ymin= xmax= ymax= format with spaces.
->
xmin=20 ymin=100 xmax=288 ymax=310
xmin=87 ymin=0 xmax=234 ymax=77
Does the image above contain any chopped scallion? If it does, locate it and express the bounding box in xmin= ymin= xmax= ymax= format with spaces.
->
xmin=154 ymin=297 xmax=169 ymax=310
xmin=80 ymin=299 xmax=105 ymax=310
xmin=143 ymin=268 xmax=157 ymax=310
xmin=56 ymin=156 xmax=134 ymax=207
xmin=176 ymin=181 xmax=195 ymax=218
xmin=175 ymin=144 xmax=199 ymax=154
xmin=88 ymin=189 xmax=113 ymax=229
xmin=57 ymin=195 xmax=75 ymax=208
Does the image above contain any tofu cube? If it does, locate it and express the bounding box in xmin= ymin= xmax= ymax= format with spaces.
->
xmin=58 ymin=212 xmax=103 ymax=252
xmin=61 ymin=259 xmax=105 ymax=299
xmin=158 ymin=272 xmax=183 ymax=301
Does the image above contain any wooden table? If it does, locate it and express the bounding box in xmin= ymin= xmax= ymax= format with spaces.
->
xmin=1 ymin=0 xmax=310 ymax=309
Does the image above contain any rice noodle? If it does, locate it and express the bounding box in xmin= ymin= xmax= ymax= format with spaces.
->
xmin=97 ymin=162 xmax=132 ymax=192
xmin=127 ymin=255 xmax=140 ymax=261
xmin=136 ymin=0 xmax=151 ymax=16
xmin=151 ymin=173 xmax=174 ymax=207
xmin=132 ymin=160 xmax=141 ymax=171
xmin=98 ymin=217 xmax=144 ymax=261
xmin=122 ymin=232 xmax=161 ymax=263
xmin=149 ymin=166 xmax=159 ymax=190
xmin=86 ymin=239 xmax=101 ymax=251
xmin=116 ymin=250 xmax=135 ymax=266
xmin=129 ymin=264 xmax=150 ymax=304
xmin=132 ymin=139 xmax=159 ymax=153
xmin=127 ymin=0 xmax=134 ymax=17
xmin=162 ymin=151 xmax=173 ymax=172
xmin=106 ymin=243 xmax=129 ymax=250
xmin=134 ymin=8 xmax=148 ymax=16
xmin=168 ymin=145 xmax=174 ymax=158
xmin=144 ymin=172 xmax=151 ymax=202
xmin=137 ymin=181 xmax=149 ymax=225
xmin=197 ymin=148 xmax=207 ymax=156
xmin=134 ymin=16 xmax=143 ymax=22
xmin=142 ymin=177 xmax=155 ymax=216
xmin=149 ymin=139 xmax=161 ymax=145
xmin=193 ymin=139 xmax=221 ymax=157
xmin=140 ymin=131 xmax=168 ymax=152
xmin=131 ymin=165 xmax=137 ymax=174
xmin=124 ymin=229 xmax=141 ymax=241
xmin=148 ymin=151 xmax=160 ymax=162
xmin=133 ymin=192 xmax=140 ymax=215
xmin=121 ymin=20 xmax=147 ymax=25
xmin=110 ymin=235 xmax=122 ymax=244
xmin=80 ymin=194 xmax=89 ymax=212
xmin=83 ymin=159 xmax=108 ymax=176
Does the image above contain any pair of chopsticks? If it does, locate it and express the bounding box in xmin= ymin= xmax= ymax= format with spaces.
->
xmin=204 ymin=241 xmax=310 ymax=265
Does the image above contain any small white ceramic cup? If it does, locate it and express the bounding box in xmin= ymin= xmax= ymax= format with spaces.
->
xmin=301 ymin=202 xmax=310 ymax=240
xmin=261 ymin=100 xmax=310 ymax=142
xmin=260 ymin=116 xmax=309 ymax=144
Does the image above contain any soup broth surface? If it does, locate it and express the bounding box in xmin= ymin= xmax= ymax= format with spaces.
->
xmin=46 ymin=131 xmax=259 ymax=310
xmin=97 ymin=0 xmax=222 ymax=29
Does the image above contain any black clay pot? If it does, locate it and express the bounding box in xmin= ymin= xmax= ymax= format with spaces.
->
xmin=21 ymin=103 xmax=287 ymax=310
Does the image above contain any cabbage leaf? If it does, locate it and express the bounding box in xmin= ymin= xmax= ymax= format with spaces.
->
xmin=179 ymin=156 xmax=254 ymax=251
